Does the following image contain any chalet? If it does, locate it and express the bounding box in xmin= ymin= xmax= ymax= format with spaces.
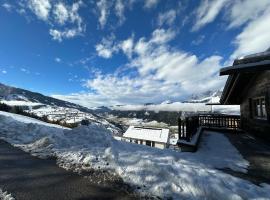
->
xmin=220 ymin=49 xmax=270 ymax=139
xmin=122 ymin=126 xmax=169 ymax=149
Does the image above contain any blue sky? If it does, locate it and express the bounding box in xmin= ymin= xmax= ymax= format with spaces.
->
xmin=0 ymin=0 xmax=270 ymax=108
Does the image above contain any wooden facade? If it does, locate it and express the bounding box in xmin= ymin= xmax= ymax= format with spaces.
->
xmin=220 ymin=50 xmax=270 ymax=140
xmin=240 ymin=71 xmax=270 ymax=139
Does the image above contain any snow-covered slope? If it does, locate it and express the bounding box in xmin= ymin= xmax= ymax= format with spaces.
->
xmin=0 ymin=82 xmax=92 ymax=112
xmin=185 ymin=90 xmax=223 ymax=103
xmin=0 ymin=83 xmax=122 ymax=134
xmin=0 ymin=111 xmax=269 ymax=199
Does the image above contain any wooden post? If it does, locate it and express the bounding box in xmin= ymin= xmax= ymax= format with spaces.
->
xmin=178 ymin=118 xmax=181 ymax=139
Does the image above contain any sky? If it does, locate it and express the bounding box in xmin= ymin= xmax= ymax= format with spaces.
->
xmin=0 ymin=0 xmax=270 ymax=108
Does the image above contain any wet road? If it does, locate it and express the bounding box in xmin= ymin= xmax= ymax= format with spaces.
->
xmin=0 ymin=140 xmax=136 ymax=200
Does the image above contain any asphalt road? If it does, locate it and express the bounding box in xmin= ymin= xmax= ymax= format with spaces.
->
xmin=0 ymin=140 xmax=136 ymax=200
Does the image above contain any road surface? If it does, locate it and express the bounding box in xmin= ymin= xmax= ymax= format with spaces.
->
xmin=0 ymin=140 xmax=137 ymax=200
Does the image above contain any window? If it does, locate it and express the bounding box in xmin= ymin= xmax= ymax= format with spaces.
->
xmin=252 ymin=97 xmax=267 ymax=120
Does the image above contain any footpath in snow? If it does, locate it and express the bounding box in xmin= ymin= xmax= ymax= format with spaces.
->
xmin=0 ymin=111 xmax=269 ymax=199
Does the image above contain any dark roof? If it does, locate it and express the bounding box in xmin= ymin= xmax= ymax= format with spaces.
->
xmin=220 ymin=48 xmax=270 ymax=105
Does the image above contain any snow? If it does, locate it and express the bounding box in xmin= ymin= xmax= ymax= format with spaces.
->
xmin=0 ymin=189 xmax=15 ymax=200
xmin=0 ymin=100 xmax=43 ymax=107
xmin=0 ymin=111 xmax=269 ymax=199
xmin=0 ymin=111 xmax=66 ymax=129
xmin=123 ymin=126 xmax=169 ymax=143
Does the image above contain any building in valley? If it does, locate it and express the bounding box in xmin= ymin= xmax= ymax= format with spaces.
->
xmin=122 ymin=126 xmax=169 ymax=149
xmin=220 ymin=48 xmax=270 ymax=139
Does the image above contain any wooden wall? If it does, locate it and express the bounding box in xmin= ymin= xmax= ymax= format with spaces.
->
xmin=240 ymin=71 xmax=270 ymax=140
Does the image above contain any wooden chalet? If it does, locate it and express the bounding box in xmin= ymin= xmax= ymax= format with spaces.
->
xmin=220 ymin=49 xmax=270 ymax=139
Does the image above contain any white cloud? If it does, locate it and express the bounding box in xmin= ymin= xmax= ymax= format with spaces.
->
xmin=231 ymin=7 xmax=270 ymax=59
xmin=227 ymin=0 xmax=270 ymax=28
xmin=50 ymin=1 xmax=84 ymax=41
xmin=95 ymin=35 xmax=118 ymax=58
xmin=55 ymin=57 xmax=61 ymax=63
xmin=191 ymin=35 xmax=205 ymax=46
xmin=157 ymin=9 xmax=177 ymax=26
xmin=1 ymin=70 xmax=7 ymax=74
xmin=120 ymin=37 xmax=134 ymax=59
xmin=144 ymin=0 xmax=159 ymax=9
xmin=53 ymin=3 xmax=69 ymax=25
xmin=95 ymin=44 xmax=114 ymax=59
xmin=115 ymin=0 xmax=125 ymax=25
xmin=97 ymin=0 xmax=111 ymax=29
xmin=20 ymin=68 xmax=30 ymax=74
xmin=28 ymin=0 xmax=51 ymax=21
xmin=14 ymin=0 xmax=84 ymax=41
xmin=59 ymin=28 xmax=225 ymax=108
xmin=49 ymin=27 xmax=83 ymax=42
xmin=192 ymin=0 xmax=229 ymax=31
xmin=150 ymin=28 xmax=176 ymax=44
xmin=2 ymin=3 xmax=12 ymax=11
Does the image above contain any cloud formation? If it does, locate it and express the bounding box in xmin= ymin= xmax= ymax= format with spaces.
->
xmin=192 ymin=0 xmax=228 ymax=31
xmin=55 ymin=28 xmax=225 ymax=108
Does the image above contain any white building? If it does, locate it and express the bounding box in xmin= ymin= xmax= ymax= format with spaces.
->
xmin=122 ymin=126 xmax=169 ymax=149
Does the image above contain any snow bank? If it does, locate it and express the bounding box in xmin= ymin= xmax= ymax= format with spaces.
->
xmin=0 ymin=189 xmax=15 ymax=200
xmin=0 ymin=111 xmax=269 ymax=199
xmin=0 ymin=111 xmax=66 ymax=129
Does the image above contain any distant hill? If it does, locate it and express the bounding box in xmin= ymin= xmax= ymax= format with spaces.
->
xmin=0 ymin=82 xmax=123 ymax=134
xmin=0 ymin=83 xmax=92 ymax=113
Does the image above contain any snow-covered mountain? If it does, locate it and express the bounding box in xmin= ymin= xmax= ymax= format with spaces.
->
xmin=94 ymin=90 xmax=223 ymax=112
xmin=93 ymin=90 xmax=239 ymax=126
xmin=0 ymin=83 xmax=122 ymax=134
xmin=0 ymin=83 xmax=91 ymax=112
xmin=184 ymin=90 xmax=223 ymax=104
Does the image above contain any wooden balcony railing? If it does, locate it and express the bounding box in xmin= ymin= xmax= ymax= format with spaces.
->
xmin=178 ymin=114 xmax=241 ymax=141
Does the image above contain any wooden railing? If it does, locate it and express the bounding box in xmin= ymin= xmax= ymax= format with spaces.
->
xmin=178 ymin=114 xmax=241 ymax=141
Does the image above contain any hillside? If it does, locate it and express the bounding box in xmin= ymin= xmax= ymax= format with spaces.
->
xmin=0 ymin=83 xmax=91 ymax=112
xmin=0 ymin=83 xmax=122 ymax=134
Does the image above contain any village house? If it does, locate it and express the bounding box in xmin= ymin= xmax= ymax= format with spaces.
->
xmin=220 ymin=48 xmax=270 ymax=140
xmin=122 ymin=126 xmax=169 ymax=149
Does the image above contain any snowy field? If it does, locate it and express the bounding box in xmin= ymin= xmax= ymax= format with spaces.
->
xmin=0 ymin=111 xmax=269 ymax=199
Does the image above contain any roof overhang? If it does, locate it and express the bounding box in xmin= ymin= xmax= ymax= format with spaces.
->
xmin=220 ymin=57 xmax=270 ymax=105
xmin=220 ymin=60 xmax=270 ymax=76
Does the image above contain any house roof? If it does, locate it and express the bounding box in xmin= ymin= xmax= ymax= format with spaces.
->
xmin=220 ymin=49 xmax=270 ymax=105
xmin=123 ymin=126 xmax=169 ymax=143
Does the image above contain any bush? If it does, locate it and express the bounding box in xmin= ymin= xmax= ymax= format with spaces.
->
xmin=81 ymin=119 xmax=90 ymax=126
xmin=0 ymin=103 xmax=11 ymax=112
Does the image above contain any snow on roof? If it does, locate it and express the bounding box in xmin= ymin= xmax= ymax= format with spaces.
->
xmin=123 ymin=126 xmax=169 ymax=143
xmin=234 ymin=48 xmax=270 ymax=65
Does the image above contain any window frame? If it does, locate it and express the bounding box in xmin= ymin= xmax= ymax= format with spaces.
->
xmin=252 ymin=96 xmax=268 ymax=120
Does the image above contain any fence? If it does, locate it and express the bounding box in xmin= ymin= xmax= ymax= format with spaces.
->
xmin=178 ymin=114 xmax=241 ymax=141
